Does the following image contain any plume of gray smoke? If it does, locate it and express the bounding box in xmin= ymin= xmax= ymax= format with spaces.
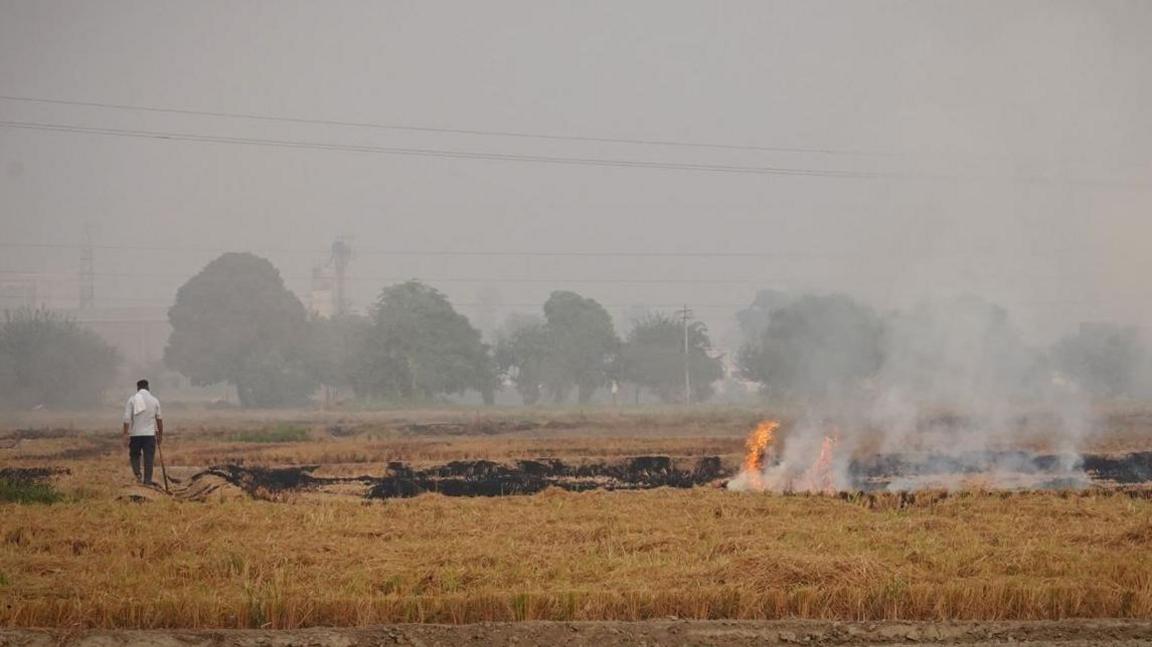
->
xmin=732 ymin=295 xmax=1094 ymax=492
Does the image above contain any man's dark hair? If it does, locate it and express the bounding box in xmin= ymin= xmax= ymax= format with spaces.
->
xmin=136 ymin=379 xmax=149 ymax=391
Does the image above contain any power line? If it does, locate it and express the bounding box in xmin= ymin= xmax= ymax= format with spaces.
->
xmin=0 ymin=269 xmax=829 ymax=286
xmin=0 ymin=293 xmax=758 ymax=310
xmin=352 ymin=248 xmax=867 ymax=258
xmin=5 ymin=117 xmax=1147 ymax=189
xmin=5 ymin=270 xmax=1079 ymax=287
xmin=0 ymin=242 xmax=314 ymax=254
xmin=0 ymin=119 xmax=889 ymax=180
xmin=78 ymin=223 xmax=97 ymax=309
xmin=0 ymin=94 xmax=895 ymax=158
xmin=0 ymin=241 xmax=871 ymax=258
xmin=0 ymin=241 xmax=1087 ymax=260
xmin=679 ymin=304 xmax=694 ymax=405
xmin=1 ymin=293 xmax=1112 ymax=310
xmin=0 ymin=295 xmax=170 ymax=304
xmin=10 ymin=268 xmax=1084 ymax=295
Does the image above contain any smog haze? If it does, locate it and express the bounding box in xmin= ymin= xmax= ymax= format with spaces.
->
xmin=2 ymin=0 xmax=1151 ymax=348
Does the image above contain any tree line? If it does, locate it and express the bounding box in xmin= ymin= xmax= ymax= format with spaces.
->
xmin=0 ymin=251 xmax=1147 ymax=408
xmin=163 ymin=253 xmax=724 ymax=407
xmin=735 ymin=290 xmax=1149 ymax=402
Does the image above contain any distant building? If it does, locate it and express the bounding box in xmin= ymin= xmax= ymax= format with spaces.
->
xmin=71 ymin=307 xmax=171 ymax=370
xmin=310 ymin=238 xmax=354 ymax=317
xmin=0 ymin=272 xmax=167 ymax=370
xmin=311 ymin=265 xmax=337 ymax=318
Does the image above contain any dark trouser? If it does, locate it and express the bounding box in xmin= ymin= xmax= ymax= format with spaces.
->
xmin=129 ymin=435 xmax=156 ymax=484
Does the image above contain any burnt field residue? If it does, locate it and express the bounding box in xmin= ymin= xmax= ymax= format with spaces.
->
xmin=178 ymin=456 xmax=725 ymax=500
xmin=0 ymin=428 xmax=77 ymax=441
xmin=177 ymin=451 xmax=1152 ymax=501
xmin=1081 ymin=451 xmax=1152 ymax=484
xmin=17 ymin=441 xmax=120 ymax=462
xmin=848 ymin=450 xmax=1152 ymax=488
xmin=188 ymin=464 xmax=377 ymax=498
xmin=399 ymin=418 xmax=582 ymax=436
xmin=0 ymin=466 xmax=69 ymax=485
xmin=202 ymin=464 xmax=324 ymax=491
xmin=367 ymin=456 xmax=725 ymax=498
xmin=2 ymin=428 xmax=122 ymax=460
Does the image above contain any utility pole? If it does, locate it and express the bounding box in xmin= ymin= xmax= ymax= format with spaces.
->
xmin=78 ymin=223 xmax=95 ymax=309
xmin=329 ymin=237 xmax=353 ymax=317
xmin=679 ymin=304 xmax=693 ymax=405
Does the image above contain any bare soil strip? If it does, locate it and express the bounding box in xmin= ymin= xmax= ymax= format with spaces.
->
xmin=4 ymin=620 xmax=1152 ymax=646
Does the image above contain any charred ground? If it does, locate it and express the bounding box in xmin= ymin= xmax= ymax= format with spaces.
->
xmin=169 ymin=448 xmax=1152 ymax=502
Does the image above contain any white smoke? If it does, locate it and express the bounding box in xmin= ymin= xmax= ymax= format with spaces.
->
xmin=733 ymin=295 xmax=1096 ymax=492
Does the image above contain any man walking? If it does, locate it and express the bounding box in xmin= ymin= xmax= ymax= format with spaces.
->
xmin=123 ymin=379 xmax=163 ymax=486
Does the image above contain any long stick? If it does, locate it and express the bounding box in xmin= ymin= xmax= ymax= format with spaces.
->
xmin=157 ymin=438 xmax=170 ymax=494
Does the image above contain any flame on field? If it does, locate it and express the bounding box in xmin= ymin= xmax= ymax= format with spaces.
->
xmin=741 ymin=420 xmax=779 ymax=490
xmin=793 ymin=433 xmax=840 ymax=494
xmin=731 ymin=420 xmax=844 ymax=494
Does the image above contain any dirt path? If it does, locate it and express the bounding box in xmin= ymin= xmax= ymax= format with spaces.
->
xmin=4 ymin=620 xmax=1152 ymax=646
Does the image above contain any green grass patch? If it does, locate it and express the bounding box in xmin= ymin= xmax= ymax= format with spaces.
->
xmin=230 ymin=424 xmax=310 ymax=443
xmin=0 ymin=478 xmax=64 ymax=504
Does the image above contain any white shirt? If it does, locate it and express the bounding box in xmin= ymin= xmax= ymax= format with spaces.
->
xmin=123 ymin=389 xmax=163 ymax=437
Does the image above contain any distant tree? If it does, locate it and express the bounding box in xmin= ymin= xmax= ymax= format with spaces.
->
xmin=357 ymin=281 xmax=497 ymax=403
xmin=0 ymin=348 xmax=13 ymax=399
xmin=735 ymin=289 xmax=796 ymax=343
xmin=1052 ymin=322 xmax=1143 ymax=397
xmin=494 ymin=314 xmax=550 ymax=405
xmin=738 ymin=294 xmax=883 ymax=398
xmin=165 ymin=252 xmax=317 ymax=407
xmin=307 ymin=313 xmax=372 ymax=402
xmin=0 ymin=308 xmax=120 ymax=408
xmin=618 ymin=313 xmax=724 ymax=403
xmin=541 ymin=291 xmax=618 ymax=404
xmin=877 ymin=297 xmax=1044 ymax=401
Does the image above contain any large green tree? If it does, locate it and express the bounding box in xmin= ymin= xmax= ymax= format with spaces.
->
xmin=0 ymin=308 xmax=121 ymax=409
xmin=493 ymin=314 xmax=550 ymax=405
xmin=618 ymin=313 xmax=724 ymax=403
xmin=165 ymin=252 xmax=317 ymax=407
xmin=307 ymin=313 xmax=372 ymax=402
xmin=735 ymin=289 xmax=796 ymax=343
xmin=738 ymin=294 xmax=883 ymax=399
xmin=541 ymin=291 xmax=618 ymax=404
xmin=356 ymin=281 xmax=496 ymax=403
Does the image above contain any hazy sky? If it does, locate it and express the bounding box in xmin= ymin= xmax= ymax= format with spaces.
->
xmin=1 ymin=0 xmax=1149 ymax=347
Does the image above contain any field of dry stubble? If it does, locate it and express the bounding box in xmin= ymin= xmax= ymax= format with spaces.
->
xmin=2 ymin=406 xmax=1152 ymax=629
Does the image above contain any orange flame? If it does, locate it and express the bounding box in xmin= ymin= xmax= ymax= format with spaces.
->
xmin=742 ymin=420 xmax=779 ymax=490
xmin=795 ymin=434 xmax=840 ymax=494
